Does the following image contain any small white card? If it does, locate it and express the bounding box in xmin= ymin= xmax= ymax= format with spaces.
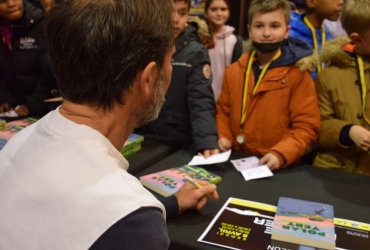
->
xmin=230 ymin=156 xmax=259 ymax=171
xmin=241 ymin=165 xmax=273 ymax=181
xmin=188 ymin=149 xmax=231 ymax=166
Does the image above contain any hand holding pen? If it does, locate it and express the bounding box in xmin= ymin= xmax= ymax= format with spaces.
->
xmin=175 ymin=176 xmax=219 ymax=213
xmin=184 ymin=175 xmax=202 ymax=189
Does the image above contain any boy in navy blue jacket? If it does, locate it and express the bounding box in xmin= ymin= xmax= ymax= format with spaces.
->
xmin=139 ymin=0 xmax=219 ymax=157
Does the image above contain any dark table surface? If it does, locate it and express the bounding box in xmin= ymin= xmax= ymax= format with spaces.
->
xmin=134 ymin=150 xmax=370 ymax=250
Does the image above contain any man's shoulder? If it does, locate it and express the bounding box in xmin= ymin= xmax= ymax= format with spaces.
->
xmin=90 ymin=207 xmax=169 ymax=250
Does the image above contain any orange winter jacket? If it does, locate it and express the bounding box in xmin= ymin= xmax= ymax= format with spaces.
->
xmin=216 ymin=42 xmax=320 ymax=167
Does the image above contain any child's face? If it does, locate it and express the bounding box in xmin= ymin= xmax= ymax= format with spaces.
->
xmin=0 ymin=0 xmax=24 ymax=21
xmin=313 ymin=0 xmax=344 ymax=22
xmin=172 ymin=1 xmax=189 ymax=39
xmin=205 ymin=0 xmax=230 ymax=29
xmin=248 ymin=9 xmax=289 ymax=45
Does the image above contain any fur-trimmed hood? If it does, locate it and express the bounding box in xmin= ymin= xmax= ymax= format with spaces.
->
xmin=245 ymin=37 xmax=319 ymax=72
xmin=319 ymin=36 xmax=356 ymax=68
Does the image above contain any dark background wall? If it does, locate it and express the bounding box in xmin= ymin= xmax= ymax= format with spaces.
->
xmin=228 ymin=0 xmax=252 ymax=39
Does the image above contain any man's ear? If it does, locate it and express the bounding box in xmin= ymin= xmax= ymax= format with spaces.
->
xmin=137 ymin=61 xmax=158 ymax=96
xmin=349 ymin=32 xmax=363 ymax=46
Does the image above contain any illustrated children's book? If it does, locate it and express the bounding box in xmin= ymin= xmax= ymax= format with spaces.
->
xmin=140 ymin=165 xmax=222 ymax=197
xmin=120 ymin=133 xmax=144 ymax=158
xmin=198 ymin=197 xmax=369 ymax=250
xmin=271 ymin=197 xmax=335 ymax=250
xmin=0 ymin=117 xmax=37 ymax=150
xmin=198 ymin=197 xmax=276 ymax=250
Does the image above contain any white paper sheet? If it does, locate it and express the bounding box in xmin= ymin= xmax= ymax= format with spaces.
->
xmin=241 ymin=165 xmax=273 ymax=181
xmin=230 ymin=156 xmax=260 ymax=171
xmin=188 ymin=149 xmax=231 ymax=166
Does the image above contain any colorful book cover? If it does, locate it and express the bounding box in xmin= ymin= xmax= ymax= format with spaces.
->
xmin=198 ymin=197 xmax=276 ymax=250
xmin=0 ymin=117 xmax=37 ymax=150
xmin=140 ymin=165 xmax=222 ymax=197
xmin=271 ymin=197 xmax=335 ymax=250
xmin=122 ymin=143 xmax=142 ymax=158
xmin=120 ymin=133 xmax=144 ymax=157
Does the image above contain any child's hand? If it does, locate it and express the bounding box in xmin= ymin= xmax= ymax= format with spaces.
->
xmin=198 ymin=149 xmax=220 ymax=158
xmin=218 ymin=137 xmax=231 ymax=151
xmin=259 ymin=153 xmax=281 ymax=170
xmin=14 ymin=105 xmax=29 ymax=117
xmin=349 ymin=125 xmax=370 ymax=152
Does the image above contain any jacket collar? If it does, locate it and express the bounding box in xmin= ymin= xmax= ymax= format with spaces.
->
xmin=175 ymin=23 xmax=199 ymax=53
xmin=320 ymin=36 xmax=370 ymax=70
xmin=240 ymin=37 xmax=318 ymax=72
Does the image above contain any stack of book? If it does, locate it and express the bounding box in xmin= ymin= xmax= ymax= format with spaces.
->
xmin=198 ymin=197 xmax=370 ymax=250
xmin=271 ymin=197 xmax=335 ymax=249
xmin=120 ymin=133 xmax=144 ymax=157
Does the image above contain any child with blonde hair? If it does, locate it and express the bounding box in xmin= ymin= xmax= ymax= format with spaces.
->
xmin=216 ymin=0 xmax=320 ymax=170
xmin=314 ymin=0 xmax=370 ymax=176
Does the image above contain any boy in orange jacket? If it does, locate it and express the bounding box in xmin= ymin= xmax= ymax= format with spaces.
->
xmin=216 ymin=0 xmax=320 ymax=170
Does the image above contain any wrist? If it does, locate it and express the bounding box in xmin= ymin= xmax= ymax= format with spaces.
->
xmin=340 ymin=124 xmax=355 ymax=146
xmin=269 ymin=151 xmax=285 ymax=167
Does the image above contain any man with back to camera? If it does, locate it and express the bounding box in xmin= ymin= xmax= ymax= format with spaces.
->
xmin=0 ymin=0 xmax=218 ymax=249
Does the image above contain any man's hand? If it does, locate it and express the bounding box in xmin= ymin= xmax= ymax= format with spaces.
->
xmin=259 ymin=153 xmax=282 ymax=171
xmin=14 ymin=105 xmax=29 ymax=117
xmin=0 ymin=103 xmax=11 ymax=113
xmin=349 ymin=125 xmax=370 ymax=151
xmin=198 ymin=148 xmax=220 ymax=158
xmin=175 ymin=180 xmax=219 ymax=213
xmin=218 ymin=137 xmax=232 ymax=151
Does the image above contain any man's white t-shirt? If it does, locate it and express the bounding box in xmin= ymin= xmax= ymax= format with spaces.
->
xmin=0 ymin=109 xmax=166 ymax=250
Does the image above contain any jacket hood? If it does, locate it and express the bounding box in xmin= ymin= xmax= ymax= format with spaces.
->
xmin=175 ymin=22 xmax=200 ymax=51
xmin=290 ymin=12 xmax=312 ymax=39
xmin=320 ymin=36 xmax=357 ymax=68
xmin=243 ymin=37 xmax=319 ymax=72
xmin=214 ymin=25 xmax=235 ymax=39
xmin=290 ymin=12 xmax=332 ymax=43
